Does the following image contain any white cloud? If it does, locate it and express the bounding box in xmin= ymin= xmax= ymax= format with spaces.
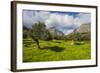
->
xmin=34 ymin=11 xmax=50 ymax=22
xmin=23 ymin=10 xmax=50 ymax=28
xmin=45 ymin=14 xmax=75 ymax=29
xmin=23 ymin=10 xmax=35 ymax=28
xmin=74 ymin=13 xmax=91 ymax=27
xmin=63 ymin=15 xmax=74 ymax=25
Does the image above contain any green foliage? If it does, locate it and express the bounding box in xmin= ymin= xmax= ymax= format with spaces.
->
xmin=43 ymin=30 xmax=52 ymax=41
xmin=31 ymin=21 xmax=46 ymax=39
xmin=23 ymin=39 xmax=91 ymax=62
xmin=23 ymin=30 xmax=28 ymax=38
xmin=31 ymin=21 xmax=52 ymax=41
xmin=23 ymin=25 xmax=30 ymax=38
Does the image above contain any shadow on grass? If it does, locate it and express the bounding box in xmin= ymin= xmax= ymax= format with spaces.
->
xmin=74 ymin=42 xmax=84 ymax=45
xmin=40 ymin=46 xmax=65 ymax=52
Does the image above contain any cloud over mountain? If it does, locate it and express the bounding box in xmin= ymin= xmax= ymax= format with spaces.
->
xmin=23 ymin=10 xmax=91 ymax=35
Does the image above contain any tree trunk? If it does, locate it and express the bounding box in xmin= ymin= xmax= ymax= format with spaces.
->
xmin=34 ymin=39 xmax=40 ymax=48
xmin=36 ymin=40 xmax=40 ymax=48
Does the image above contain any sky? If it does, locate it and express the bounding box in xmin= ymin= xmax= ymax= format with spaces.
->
xmin=22 ymin=10 xmax=91 ymax=35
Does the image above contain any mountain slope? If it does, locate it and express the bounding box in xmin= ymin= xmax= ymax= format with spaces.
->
xmin=75 ymin=23 xmax=90 ymax=33
xmin=66 ymin=23 xmax=91 ymax=40
xmin=48 ymin=27 xmax=64 ymax=36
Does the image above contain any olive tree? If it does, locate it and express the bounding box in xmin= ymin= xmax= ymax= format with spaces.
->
xmin=30 ymin=21 xmax=52 ymax=48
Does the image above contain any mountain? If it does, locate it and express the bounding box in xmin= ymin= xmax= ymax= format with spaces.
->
xmin=66 ymin=23 xmax=91 ymax=40
xmin=48 ymin=27 xmax=64 ymax=37
xmin=75 ymin=23 xmax=90 ymax=33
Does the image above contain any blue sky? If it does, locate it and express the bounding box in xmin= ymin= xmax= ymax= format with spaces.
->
xmin=23 ymin=10 xmax=91 ymax=35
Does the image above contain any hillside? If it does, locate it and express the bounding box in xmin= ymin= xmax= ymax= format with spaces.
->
xmin=66 ymin=23 xmax=91 ymax=40
xmin=48 ymin=27 xmax=64 ymax=37
xmin=75 ymin=23 xmax=91 ymax=33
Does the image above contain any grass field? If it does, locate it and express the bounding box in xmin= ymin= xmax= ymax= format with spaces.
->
xmin=23 ymin=39 xmax=91 ymax=62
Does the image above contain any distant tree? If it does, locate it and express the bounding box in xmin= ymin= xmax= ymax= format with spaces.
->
xmin=43 ymin=30 xmax=52 ymax=41
xmin=23 ymin=25 xmax=29 ymax=39
xmin=23 ymin=30 xmax=28 ymax=38
xmin=79 ymin=32 xmax=90 ymax=41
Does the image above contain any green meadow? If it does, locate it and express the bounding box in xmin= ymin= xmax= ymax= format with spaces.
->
xmin=23 ymin=39 xmax=91 ymax=62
